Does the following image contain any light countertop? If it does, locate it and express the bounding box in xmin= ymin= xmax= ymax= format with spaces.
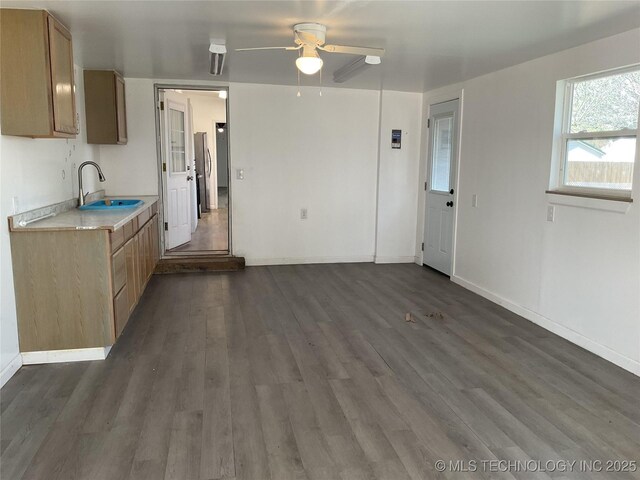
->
xmin=10 ymin=196 xmax=159 ymax=232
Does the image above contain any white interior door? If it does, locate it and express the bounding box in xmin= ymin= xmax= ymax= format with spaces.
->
xmin=423 ymin=99 xmax=460 ymax=276
xmin=163 ymin=96 xmax=192 ymax=249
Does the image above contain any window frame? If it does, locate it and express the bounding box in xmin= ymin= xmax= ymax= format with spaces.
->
xmin=552 ymin=65 xmax=640 ymax=200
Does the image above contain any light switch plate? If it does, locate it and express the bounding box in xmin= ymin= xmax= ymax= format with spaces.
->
xmin=547 ymin=205 xmax=555 ymax=222
xmin=472 ymin=194 xmax=478 ymax=208
xmin=300 ymin=208 xmax=308 ymax=220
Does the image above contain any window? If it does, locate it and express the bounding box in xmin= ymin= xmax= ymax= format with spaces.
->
xmin=430 ymin=115 xmax=453 ymax=192
xmin=553 ymin=66 xmax=639 ymax=199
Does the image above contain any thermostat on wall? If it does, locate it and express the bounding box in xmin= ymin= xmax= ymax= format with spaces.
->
xmin=392 ymin=129 xmax=401 ymax=149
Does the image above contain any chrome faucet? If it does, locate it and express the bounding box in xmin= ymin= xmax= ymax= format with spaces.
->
xmin=78 ymin=161 xmax=106 ymax=206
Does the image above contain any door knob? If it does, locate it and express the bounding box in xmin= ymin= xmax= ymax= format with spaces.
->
xmin=446 ymin=201 xmax=454 ymax=207
xmin=187 ymin=176 xmax=193 ymax=181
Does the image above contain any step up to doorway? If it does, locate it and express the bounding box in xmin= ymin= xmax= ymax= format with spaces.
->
xmin=155 ymin=256 xmax=245 ymax=274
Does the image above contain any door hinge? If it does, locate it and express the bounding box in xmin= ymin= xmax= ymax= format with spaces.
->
xmin=424 ymin=181 xmax=427 ymax=191
xmin=427 ymin=118 xmax=430 ymax=128
xmin=162 ymin=162 xmax=167 ymax=172
xmin=421 ymin=242 xmax=424 ymax=251
xmin=164 ymin=222 xmax=168 ymax=231
xmin=158 ymin=101 xmax=164 ymax=111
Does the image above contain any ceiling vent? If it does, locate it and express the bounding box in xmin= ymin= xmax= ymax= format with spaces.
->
xmin=333 ymin=55 xmax=381 ymax=83
xmin=209 ymin=42 xmax=226 ymax=75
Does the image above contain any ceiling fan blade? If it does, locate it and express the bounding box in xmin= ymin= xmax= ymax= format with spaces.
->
xmin=235 ymin=46 xmax=301 ymax=52
xmin=320 ymin=44 xmax=385 ymax=57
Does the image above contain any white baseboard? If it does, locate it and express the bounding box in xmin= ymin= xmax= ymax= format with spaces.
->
xmin=245 ymin=255 xmax=374 ymax=266
xmin=21 ymin=346 xmax=112 ymax=365
xmin=451 ymin=275 xmax=640 ymax=377
xmin=0 ymin=354 xmax=23 ymax=388
xmin=374 ymin=255 xmax=416 ymax=264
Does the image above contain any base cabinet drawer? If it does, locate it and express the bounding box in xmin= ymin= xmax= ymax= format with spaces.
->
xmin=114 ymin=284 xmax=129 ymax=337
xmin=110 ymin=227 xmax=125 ymax=252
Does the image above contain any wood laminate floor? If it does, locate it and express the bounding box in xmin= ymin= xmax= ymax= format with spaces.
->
xmin=1 ymin=264 xmax=639 ymax=480
xmin=169 ymin=208 xmax=229 ymax=253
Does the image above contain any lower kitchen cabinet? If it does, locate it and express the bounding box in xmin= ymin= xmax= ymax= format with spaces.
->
xmin=115 ymin=212 xmax=159 ymax=337
xmin=10 ymin=203 xmax=160 ymax=353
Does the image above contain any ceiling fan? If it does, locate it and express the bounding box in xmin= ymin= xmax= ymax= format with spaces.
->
xmin=236 ymin=23 xmax=384 ymax=77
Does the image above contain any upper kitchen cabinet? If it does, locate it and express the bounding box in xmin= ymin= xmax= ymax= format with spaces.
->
xmin=84 ymin=70 xmax=128 ymax=144
xmin=0 ymin=9 xmax=77 ymax=138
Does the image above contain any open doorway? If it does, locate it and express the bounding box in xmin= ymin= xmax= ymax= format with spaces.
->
xmin=157 ymin=86 xmax=230 ymax=255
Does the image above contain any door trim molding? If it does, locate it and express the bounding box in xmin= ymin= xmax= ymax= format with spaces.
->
xmin=152 ymin=83 xmax=232 ymax=258
xmin=420 ymin=89 xmax=465 ymax=277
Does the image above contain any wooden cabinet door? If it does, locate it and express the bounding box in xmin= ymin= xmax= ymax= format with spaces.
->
xmin=115 ymin=75 xmax=127 ymax=144
xmin=114 ymin=284 xmax=129 ymax=338
xmin=145 ymin=223 xmax=153 ymax=280
xmin=137 ymin=228 xmax=146 ymax=290
xmin=111 ymin=246 xmax=126 ymax=295
xmin=47 ymin=15 xmax=76 ymax=135
xmin=151 ymin=216 xmax=160 ymax=268
xmin=124 ymin=237 xmax=138 ymax=313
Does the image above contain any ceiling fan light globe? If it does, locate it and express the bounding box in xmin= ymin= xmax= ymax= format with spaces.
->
xmin=296 ymin=56 xmax=323 ymax=75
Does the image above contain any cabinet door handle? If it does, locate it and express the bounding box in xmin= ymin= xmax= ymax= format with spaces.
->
xmin=446 ymin=201 xmax=454 ymax=207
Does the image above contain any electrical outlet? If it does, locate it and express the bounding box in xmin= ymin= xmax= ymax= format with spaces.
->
xmin=236 ymin=168 xmax=244 ymax=180
xmin=472 ymin=194 xmax=478 ymax=208
xmin=547 ymin=205 xmax=555 ymax=222
xmin=300 ymin=208 xmax=308 ymax=220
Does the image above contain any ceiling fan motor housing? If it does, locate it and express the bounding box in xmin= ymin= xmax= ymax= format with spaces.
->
xmin=294 ymin=23 xmax=327 ymax=47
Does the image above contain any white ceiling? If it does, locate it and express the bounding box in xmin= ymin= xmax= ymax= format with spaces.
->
xmin=4 ymin=1 xmax=640 ymax=92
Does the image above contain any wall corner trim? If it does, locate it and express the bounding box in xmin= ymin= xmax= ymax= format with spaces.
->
xmin=451 ymin=275 xmax=640 ymax=377
xmin=0 ymin=354 xmax=23 ymax=388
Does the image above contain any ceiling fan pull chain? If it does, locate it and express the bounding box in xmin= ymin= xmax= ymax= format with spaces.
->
xmin=297 ymin=63 xmax=301 ymax=97
xmin=319 ymin=68 xmax=323 ymax=97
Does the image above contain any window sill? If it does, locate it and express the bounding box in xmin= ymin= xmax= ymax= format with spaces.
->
xmin=546 ymin=190 xmax=632 ymax=213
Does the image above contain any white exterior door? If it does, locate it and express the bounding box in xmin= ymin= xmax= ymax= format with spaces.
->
xmin=423 ymin=99 xmax=460 ymax=276
xmin=163 ymin=96 xmax=192 ymax=249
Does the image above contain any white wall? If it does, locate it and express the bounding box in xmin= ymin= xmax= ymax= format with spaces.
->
xmin=374 ymin=91 xmax=422 ymax=263
xmin=230 ymin=83 xmax=381 ymax=264
xmin=97 ymin=80 xmax=423 ymax=267
xmin=417 ymin=28 xmax=640 ymax=375
xmin=0 ymin=66 xmax=101 ymax=385
xmin=100 ymin=78 xmax=158 ymax=196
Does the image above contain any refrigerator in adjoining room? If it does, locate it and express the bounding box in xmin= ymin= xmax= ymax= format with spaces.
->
xmin=194 ymin=131 xmax=212 ymax=214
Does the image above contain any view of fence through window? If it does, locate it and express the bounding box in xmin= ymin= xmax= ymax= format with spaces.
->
xmin=565 ymin=69 xmax=639 ymax=191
